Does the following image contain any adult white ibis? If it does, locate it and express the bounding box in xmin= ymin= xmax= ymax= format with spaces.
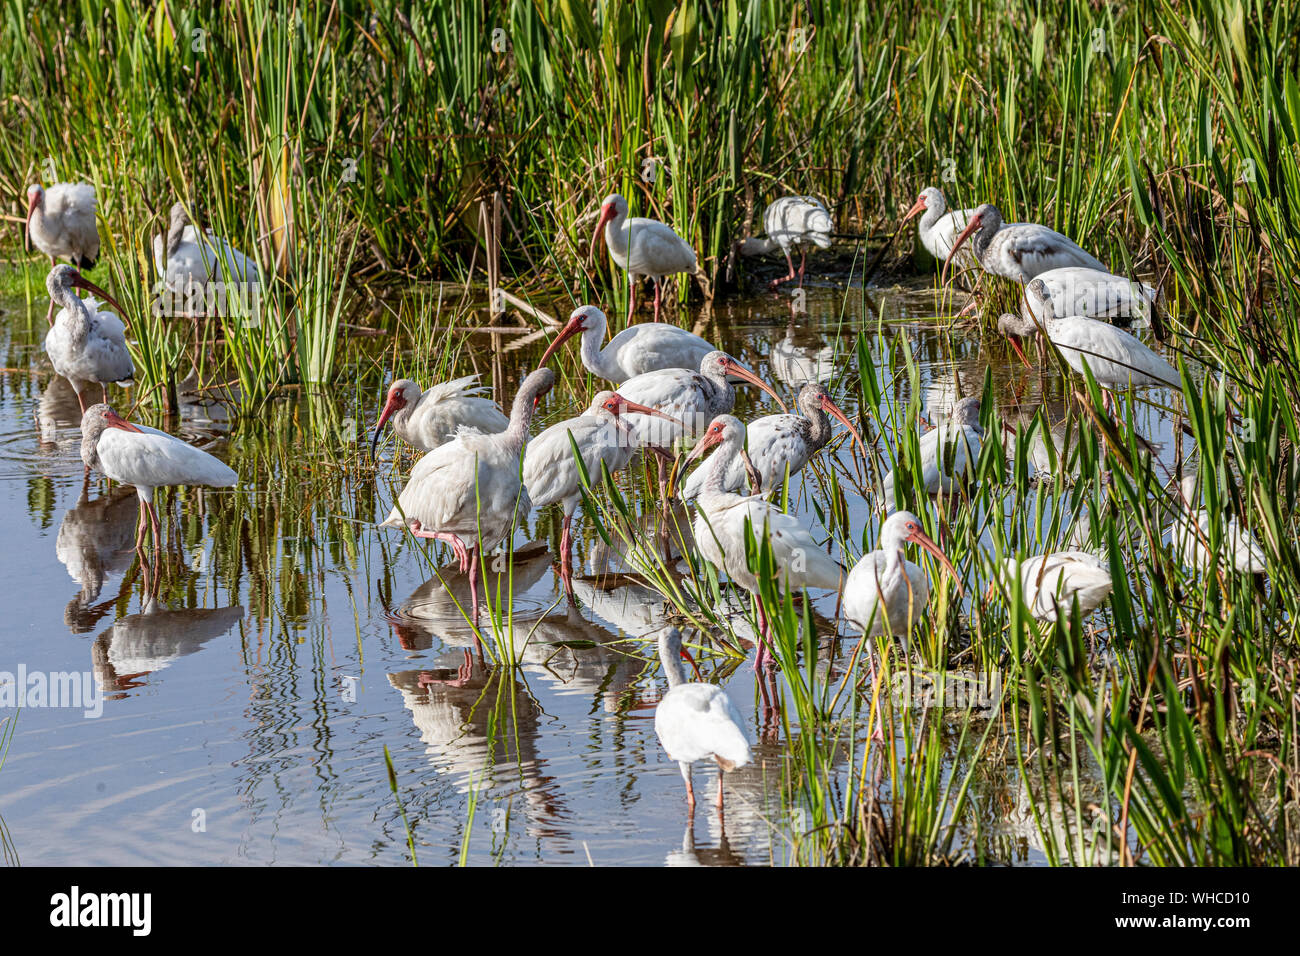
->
xmin=998 ymin=279 xmax=1179 ymax=410
xmin=152 ymin=202 xmax=261 ymax=314
xmin=1167 ymin=475 xmax=1266 ymax=575
xmin=523 ymin=390 xmax=681 ymax=597
xmin=652 ymin=624 xmax=752 ymax=811
xmin=379 ymin=368 xmax=555 ymax=622
xmin=44 ymin=265 xmax=134 ymax=413
xmin=1022 ymin=267 xmax=1157 ymax=327
xmin=881 ymin=397 xmax=983 ymax=501
xmin=79 ymin=404 xmax=237 ymax=555
xmin=735 ymin=195 xmax=833 ymax=288
xmin=681 ymin=382 xmax=866 ymax=499
xmin=683 ymin=415 xmax=845 ymax=670
xmin=371 ymin=375 xmax=508 ymax=455
xmin=902 ymin=186 xmax=977 ymax=268
xmin=943 ymin=203 xmax=1106 ymax=284
xmin=538 ymin=305 xmax=718 ymax=384
xmin=591 ymin=193 xmax=699 ymax=322
xmin=26 ymin=183 xmax=100 ymax=319
xmin=843 ymin=511 xmax=961 ymax=642
xmin=999 ymin=551 xmax=1113 ymax=623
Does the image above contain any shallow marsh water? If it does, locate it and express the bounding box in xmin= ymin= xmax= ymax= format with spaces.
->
xmin=0 ymin=274 xmax=1185 ymax=866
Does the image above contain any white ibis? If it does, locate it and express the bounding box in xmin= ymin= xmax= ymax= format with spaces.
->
xmin=371 ymin=375 xmax=508 ymax=455
xmin=943 ymin=203 xmax=1106 ymax=284
xmin=998 ymin=279 xmax=1179 ymax=410
xmin=1000 ymin=551 xmax=1113 ymax=623
xmin=1167 ymin=475 xmax=1266 ymax=575
xmin=538 ymin=305 xmax=718 ymax=384
xmin=681 ymin=382 xmax=866 ymax=499
xmin=882 ymin=397 xmax=984 ymax=501
xmin=79 ymin=404 xmax=237 ymax=555
xmin=152 ymin=202 xmax=261 ymax=314
xmin=616 ymin=351 xmax=786 ymax=493
xmin=652 ymin=625 xmax=752 ymax=810
xmin=44 ymin=265 xmax=134 ymax=412
xmin=1022 ymin=267 xmax=1157 ymax=327
xmin=683 ymin=415 xmax=844 ymax=670
xmin=591 ymin=193 xmax=699 ymax=322
xmin=523 ymin=390 xmax=681 ymax=597
xmin=379 ymin=368 xmax=555 ymax=622
xmin=26 ymin=183 xmax=100 ymax=323
xmin=843 ymin=511 xmax=961 ymax=642
xmin=735 ymin=195 xmax=833 ymax=288
xmin=901 ymin=186 xmax=978 ymax=268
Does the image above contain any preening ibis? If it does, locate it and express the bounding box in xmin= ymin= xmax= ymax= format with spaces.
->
xmin=523 ymin=390 xmax=680 ymax=597
xmin=1000 ymin=551 xmax=1113 ymax=623
xmin=1167 ymin=475 xmax=1266 ymax=575
xmin=44 ymin=265 xmax=134 ymax=413
xmin=684 ymin=415 xmax=845 ymax=670
xmin=943 ymin=203 xmax=1106 ymax=284
xmin=152 ymin=202 xmax=261 ymax=314
xmin=26 ymin=183 xmax=100 ymax=324
xmin=881 ymin=397 xmax=983 ymax=501
xmin=538 ymin=305 xmax=718 ymax=384
xmin=735 ymin=195 xmax=833 ymax=288
xmin=591 ymin=193 xmax=699 ymax=322
xmin=79 ymin=404 xmax=237 ymax=556
xmin=902 ymin=186 xmax=977 ymax=268
xmin=371 ymin=375 xmax=508 ymax=455
xmin=652 ymin=625 xmax=753 ymax=811
xmin=379 ymin=368 xmax=555 ymax=622
xmin=681 ymin=382 xmax=865 ymax=500
xmin=1022 ymin=267 xmax=1157 ymax=327
xmin=843 ymin=511 xmax=961 ymax=642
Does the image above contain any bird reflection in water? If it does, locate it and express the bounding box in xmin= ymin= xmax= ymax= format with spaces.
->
xmin=92 ymin=600 xmax=243 ymax=697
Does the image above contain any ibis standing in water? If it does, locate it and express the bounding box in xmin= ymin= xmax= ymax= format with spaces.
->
xmin=902 ymin=187 xmax=978 ymax=269
xmin=591 ymin=193 xmax=700 ymax=322
xmin=44 ymin=265 xmax=134 ymax=413
xmin=943 ymin=203 xmax=1106 ymax=284
xmin=380 ymin=368 xmax=555 ymax=623
xmin=683 ymin=415 xmax=845 ymax=671
xmin=79 ymin=404 xmax=237 ymax=555
xmin=523 ymin=391 xmax=681 ymax=597
xmin=999 ymin=551 xmax=1113 ymax=623
xmin=997 ymin=279 xmax=1179 ymax=412
xmin=1021 ymin=267 xmax=1157 ymax=328
xmin=371 ymin=375 xmax=508 ymax=454
xmin=538 ymin=305 xmax=718 ymax=384
xmin=735 ymin=195 xmax=834 ymax=288
xmin=652 ymin=625 xmax=752 ymax=811
xmin=881 ymin=397 xmax=984 ymax=501
xmin=681 ymin=382 xmax=866 ymax=499
xmin=153 ymin=202 xmax=261 ymax=314
xmin=26 ymin=183 xmax=100 ymax=324
xmin=1167 ymin=475 xmax=1267 ymax=575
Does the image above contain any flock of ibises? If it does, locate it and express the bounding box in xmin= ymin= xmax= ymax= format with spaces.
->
xmin=21 ymin=180 xmax=1264 ymax=810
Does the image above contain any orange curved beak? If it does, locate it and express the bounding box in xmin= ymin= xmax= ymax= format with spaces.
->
xmin=907 ymin=527 xmax=963 ymax=595
xmin=610 ymin=394 xmax=681 ymax=424
xmin=820 ymin=394 xmax=868 ymax=459
xmin=103 ymin=407 xmax=143 ymax=433
xmin=69 ymin=273 xmax=130 ymax=331
xmin=941 ymin=211 xmax=983 ymax=286
xmin=589 ymin=204 xmax=617 ymax=266
xmin=24 ymin=193 xmax=39 ymax=253
xmin=721 ymin=357 xmax=788 ymax=412
xmin=371 ymin=392 xmax=403 ymax=457
xmin=538 ymin=313 xmax=586 ymax=368
xmin=901 ymin=196 xmax=927 ymax=224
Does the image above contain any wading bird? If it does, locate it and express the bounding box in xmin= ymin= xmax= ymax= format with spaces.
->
xmin=735 ymin=195 xmax=833 ymax=288
xmin=591 ymin=193 xmax=699 ymax=322
xmin=26 ymin=183 xmax=100 ymax=324
xmin=999 ymin=551 xmax=1113 ymax=623
xmin=881 ymin=397 xmax=984 ymax=501
xmin=379 ymin=368 xmax=555 ymax=622
xmin=523 ymin=391 xmax=680 ymax=597
xmin=901 ymin=186 xmax=978 ymax=268
xmin=652 ymin=625 xmax=753 ymax=811
xmin=943 ymin=203 xmax=1106 ymax=284
xmin=1167 ymin=475 xmax=1266 ymax=575
xmin=997 ymin=280 xmax=1179 ymax=412
xmin=843 ymin=510 xmax=961 ymax=643
xmin=371 ymin=375 xmax=508 ymax=455
xmin=152 ymin=202 xmax=260 ymax=314
xmin=683 ymin=415 xmax=844 ymax=671
xmin=537 ymin=305 xmax=718 ymax=384
xmin=44 ymin=265 xmax=134 ymax=413
xmin=79 ymin=404 xmax=237 ymax=556
xmin=681 ymin=382 xmax=866 ymax=499
xmin=1021 ymin=266 xmax=1157 ymax=328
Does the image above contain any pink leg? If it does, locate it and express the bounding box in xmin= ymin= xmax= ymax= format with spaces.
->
xmin=147 ymin=500 xmax=162 ymax=552
xmin=798 ymin=251 xmax=807 ymax=284
xmin=716 ymin=773 xmax=725 ymax=811
xmin=628 ymin=280 xmax=637 ymax=319
xmin=754 ymin=598 xmax=773 ymax=672
xmin=680 ymin=762 xmax=696 ymax=810
xmin=769 ymin=250 xmax=798 ymax=289
xmin=652 ymin=278 xmax=663 ymax=322
xmin=467 ymin=546 xmax=480 ymax=623
xmin=410 ymin=524 xmax=470 ymax=572
xmin=559 ymin=512 xmax=575 ymax=602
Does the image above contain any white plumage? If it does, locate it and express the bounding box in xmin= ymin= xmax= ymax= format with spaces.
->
xmin=1167 ymin=476 xmax=1266 ymax=575
xmin=372 ymin=375 xmax=508 ymax=454
xmin=539 ymin=305 xmax=718 ymax=384
xmin=1000 ymin=551 xmax=1114 ymax=623
xmin=652 ymin=625 xmax=752 ymax=810
xmin=736 ymin=195 xmax=833 ymax=287
xmin=882 ymin=397 xmax=983 ymax=501
xmin=843 ymin=511 xmax=960 ymax=642
xmin=1022 ymin=267 xmax=1157 ymax=327
xmin=26 ymin=183 xmax=99 ymax=271
xmin=43 ymin=266 xmax=134 ymax=411
xmin=152 ymin=203 xmax=260 ymax=314
xmin=592 ymin=193 xmax=699 ymax=321
xmin=945 ymin=203 xmax=1106 ymax=283
xmin=902 ymin=186 xmax=977 ymax=268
